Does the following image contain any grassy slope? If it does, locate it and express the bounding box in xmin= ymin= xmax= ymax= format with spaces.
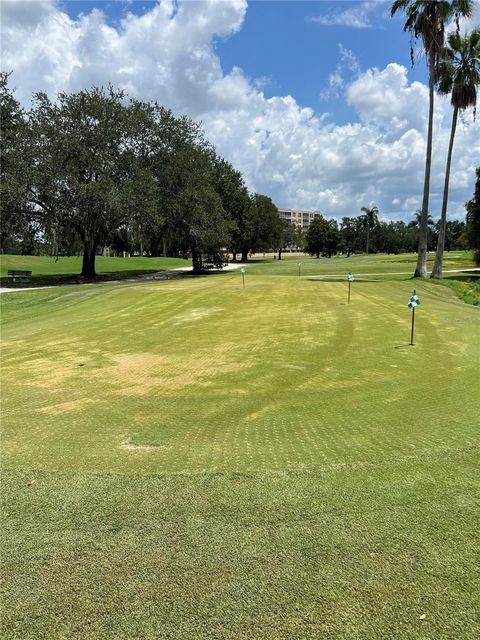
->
xmin=0 ymin=255 xmax=191 ymax=286
xmin=1 ymin=258 xmax=479 ymax=638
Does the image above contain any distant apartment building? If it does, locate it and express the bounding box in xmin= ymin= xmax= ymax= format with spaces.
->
xmin=278 ymin=208 xmax=321 ymax=232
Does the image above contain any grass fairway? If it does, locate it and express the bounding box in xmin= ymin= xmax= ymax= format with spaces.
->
xmin=0 ymin=254 xmax=190 ymax=287
xmin=1 ymin=259 xmax=479 ymax=639
xmin=244 ymin=250 xmax=475 ymax=276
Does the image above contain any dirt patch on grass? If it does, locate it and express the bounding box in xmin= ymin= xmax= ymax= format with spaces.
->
xmin=16 ymin=357 xmax=80 ymax=390
xmin=173 ymin=307 xmax=224 ymax=324
xmin=96 ymin=353 xmax=166 ymax=380
xmin=95 ymin=353 xmax=198 ymax=396
xmin=94 ymin=351 xmax=247 ymax=396
xmin=37 ymin=397 xmax=98 ymax=415
xmin=120 ymin=439 xmax=167 ymax=451
xmin=114 ymin=373 xmax=198 ymax=396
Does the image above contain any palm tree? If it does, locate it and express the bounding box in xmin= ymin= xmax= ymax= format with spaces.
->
xmin=391 ymin=0 xmax=473 ymax=278
xmin=408 ymin=210 xmax=435 ymax=229
xmin=408 ymin=209 xmax=436 ymax=250
xmin=361 ymin=205 xmax=379 ymax=254
xmin=431 ymin=28 xmax=480 ymax=279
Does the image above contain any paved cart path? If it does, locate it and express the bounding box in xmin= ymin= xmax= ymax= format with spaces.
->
xmin=0 ymin=263 xmax=242 ymax=293
xmin=308 ymin=267 xmax=480 ymax=279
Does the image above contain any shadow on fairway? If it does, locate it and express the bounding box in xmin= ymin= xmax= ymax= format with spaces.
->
xmin=444 ymin=274 xmax=480 ymax=282
xmin=0 ymin=268 xmax=168 ymax=288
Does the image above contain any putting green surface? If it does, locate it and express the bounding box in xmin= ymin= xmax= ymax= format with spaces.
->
xmin=2 ymin=274 xmax=478 ymax=474
xmin=1 ymin=262 xmax=479 ymax=639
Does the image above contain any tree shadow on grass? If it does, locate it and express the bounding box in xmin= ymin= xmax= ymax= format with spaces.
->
xmin=443 ymin=274 xmax=480 ymax=282
xmin=0 ymin=268 xmax=173 ymax=288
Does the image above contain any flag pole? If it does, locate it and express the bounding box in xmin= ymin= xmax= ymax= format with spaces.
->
xmin=347 ymin=272 xmax=353 ymax=304
xmin=410 ymin=305 xmax=415 ymax=345
xmin=407 ymin=289 xmax=420 ymax=345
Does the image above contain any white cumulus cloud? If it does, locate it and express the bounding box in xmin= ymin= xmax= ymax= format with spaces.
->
xmin=307 ymin=1 xmax=386 ymax=29
xmin=1 ymin=0 xmax=479 ymax=221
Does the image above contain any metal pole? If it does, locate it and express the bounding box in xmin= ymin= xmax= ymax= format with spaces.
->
xmin=348 ymin=280 xmax=351 ymax=304
xmin=298 ymin=263 xmax=301 ymax=277
xmin=242 ymin=272 xmax=245 ymax=289
xmin=410 ymin=306 xmax=415 ymax=345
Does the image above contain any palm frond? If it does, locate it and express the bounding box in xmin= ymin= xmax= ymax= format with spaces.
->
xmin=437 ymin=27 xmax=480 ymax=114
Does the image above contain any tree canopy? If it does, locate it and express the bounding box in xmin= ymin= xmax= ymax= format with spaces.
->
xmin=1 ymin=80 xmax=284 ymax=275
xmin=466 ymin=167 xmax=480 ymax=264
xmin=0 ymin=76 xmax=473 ymax=272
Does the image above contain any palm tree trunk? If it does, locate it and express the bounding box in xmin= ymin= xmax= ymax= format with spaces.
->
xmin=366 ymin=226 xmax=370 ymax=254
xmin=431 ymin=106 xmax=458 ymax=280
xmin=414 ymin=49 xmax=435 ymax=278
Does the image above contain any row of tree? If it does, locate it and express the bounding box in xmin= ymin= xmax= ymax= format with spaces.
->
xmin=466 ymin=167 xmax=480 ymax=263
xmin=390 ymin=1 xmax=479 ymax=278
xmin=1 ymin=75 xmax=289 ymax=276
xmin=1 ymin=72 xmax=479 ymax=273
xmin=304 ymin=208 xmax=471 ymax=259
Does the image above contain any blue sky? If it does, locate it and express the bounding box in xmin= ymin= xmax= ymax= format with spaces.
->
xmin=215 ymin=1 xmax=426 ymax=112
xmin=3 ymin=0 xmax=480 ymax=220
xmin=59 ymin=0 xmax=428 ymax=123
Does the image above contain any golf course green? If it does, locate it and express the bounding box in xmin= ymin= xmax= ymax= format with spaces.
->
xmin=1 ymin=253 xmax=479 ymax=639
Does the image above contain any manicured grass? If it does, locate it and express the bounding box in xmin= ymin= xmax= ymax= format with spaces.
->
xmin=432 ymin=275 xmax=480 ymax=306
xmin=0 ymin=254 xmax=191 ymax=287
xmin=3 ymin=452 xmax=479 ymax=640
xmin=243 ymin=251 xmax=475 ymax=277
xmin=1 ymin=261 xmax=479 ymax=638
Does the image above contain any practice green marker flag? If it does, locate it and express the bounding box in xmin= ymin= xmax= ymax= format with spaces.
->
xmin=407 ymin=290 xmax=420 ymax=309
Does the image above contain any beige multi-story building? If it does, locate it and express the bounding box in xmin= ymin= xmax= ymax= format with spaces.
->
xmin=278 ymin=208 xmax=321 ymax=232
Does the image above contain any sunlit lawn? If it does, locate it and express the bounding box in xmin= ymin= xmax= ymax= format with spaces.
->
xmin=0 ymin=254 xmax=190 ymax=287
xmin=244 ymin=250 xmax=475 ymax=276
xmin=1 ymin=257 xmax=479 ymax=638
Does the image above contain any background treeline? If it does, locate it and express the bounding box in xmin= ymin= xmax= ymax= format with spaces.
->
xmin=1 ymin=74 xmax=479 ymax=275
xmin=304 ymin=209 xmax=469 ymax=260
xmin=0 ymin=76 xmax=286 ymax=276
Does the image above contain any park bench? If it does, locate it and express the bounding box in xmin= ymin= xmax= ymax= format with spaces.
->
xmin=7 ymin=269 xmax=32 ymax=284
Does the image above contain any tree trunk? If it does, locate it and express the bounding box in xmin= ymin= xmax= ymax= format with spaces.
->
xmin=191 ymin=247 xmax=202 ymax=274
xmin=278 ymin=248 xmax=282 ymax=260
xmin=241 ymin=248 xmax=249 ymax=262
xmin=162 ymin=237 xmax=167 ymax=257
xmin=232 ymin=251 xmax=237 ymax=262
xmin=366 ymin=227 xmax=370 ymax=254
xmin=81 ymin=241 xmax=98 ymax=277
xmin=414 ymin=49 xmax=435 ymax=278
xmin=431 ymin=106 xmax=458 ymax=280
